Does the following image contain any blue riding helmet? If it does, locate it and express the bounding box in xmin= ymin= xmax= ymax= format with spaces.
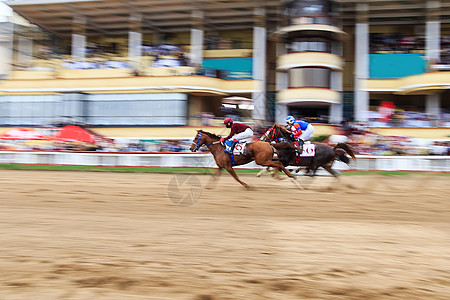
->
xmin=285 ymin=115 xmax=295 ymax=124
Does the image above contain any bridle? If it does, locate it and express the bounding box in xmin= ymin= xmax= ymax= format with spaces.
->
xmin=263 ymin=125 xmax=292 ymax=143
xmin=263 ymin=125 xmax=281 ymax=141
xmin=191 ymin=131 xmax=220 ymax=152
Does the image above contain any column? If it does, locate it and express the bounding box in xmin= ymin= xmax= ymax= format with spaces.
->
xmin=275 ymin=29 xmax=287 ymax=124
xmin=354 ymin=3 xmax=369 ymax=123
xmin=17 ymin=27 xmax=33 ymax=68
xmin=0 ymin=22 xmax=13 ymax=78
xmin=426 ymin=94 xmax=441 ymax=119
xmin=71 ymin=15 xmax=86 ymax=60
xmin=329 ymin=103 xmax=343 ymax=124
xmin=128 ymin=13 xmax=142 ymax=70
xmin=275 ymin=103 xmax=288 ymax=124
xmin=426 ymin=0 xmax=440 ymax=65
xmin=190 ymin=10 xmax=204 ymax=68
xmin=252 ymin=7 xmax=267 ymax=122
xmin=330 ymin=70 xmax=343 ymax=123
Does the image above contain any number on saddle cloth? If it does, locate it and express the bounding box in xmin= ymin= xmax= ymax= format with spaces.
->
xmin=225 ymin=140 xmax=246 ymax=155
xmin=297 ymin=141 xmax=315 ymax=157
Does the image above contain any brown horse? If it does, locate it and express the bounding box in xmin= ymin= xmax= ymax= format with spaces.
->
xmin=259 ymin=124 xmax=357 ymax=178
xmin=190 ymin=130 xmax=296 ymax=188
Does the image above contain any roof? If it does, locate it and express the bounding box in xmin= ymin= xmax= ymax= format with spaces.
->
xmin=5 ymin=0 xmax=450 ymax=38
xmin=4 ymin=0 xmax=282 ymax=37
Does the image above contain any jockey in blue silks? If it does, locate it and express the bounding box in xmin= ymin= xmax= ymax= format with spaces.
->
xmin=285 ymin=115 xmax=315 ymax=153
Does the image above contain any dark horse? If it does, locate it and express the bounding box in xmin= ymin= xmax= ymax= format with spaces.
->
xmin=259 ymin=124 xmax=356 ymax=178
xmin=190 ymin=130 xmax=298 ymax=188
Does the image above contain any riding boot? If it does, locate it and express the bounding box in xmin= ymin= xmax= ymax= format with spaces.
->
xmin=229 ymin=140 xmax=237 ymax=154
xmin=297 ymin=139 xmax=304 ymax=154
xmin=225 ymin=140 xmax=237 ymax=154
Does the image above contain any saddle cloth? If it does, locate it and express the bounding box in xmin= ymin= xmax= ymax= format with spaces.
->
xmin=299 ymin=142 xmax=315 ymax=157
xmin=225 ymin=140 xmax=247 ymax=155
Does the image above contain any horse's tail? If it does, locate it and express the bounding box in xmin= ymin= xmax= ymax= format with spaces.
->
xmin=334 ymin=143 xmax=357 ymax=164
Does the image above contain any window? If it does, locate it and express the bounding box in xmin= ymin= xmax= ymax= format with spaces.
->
xmin=289 ymin=67 xmax=331 ymax=88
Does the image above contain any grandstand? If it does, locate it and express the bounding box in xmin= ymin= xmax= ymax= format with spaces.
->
xmin=0 ymin=0 xmax=448 ymax=139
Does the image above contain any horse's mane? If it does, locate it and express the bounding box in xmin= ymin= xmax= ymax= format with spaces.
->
xmin=273 ymin=123 xmax=291 ymax=134
xmin=199 ymin=130 xmax=221 ymax=140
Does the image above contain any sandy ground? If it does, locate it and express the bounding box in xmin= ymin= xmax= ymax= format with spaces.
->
xmin=0 ymin=169 xmax=449 ymax=300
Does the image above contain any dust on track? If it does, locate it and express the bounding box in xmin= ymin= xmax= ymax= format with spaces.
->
xmin=0 ymin=170 xmax=449 ymax=300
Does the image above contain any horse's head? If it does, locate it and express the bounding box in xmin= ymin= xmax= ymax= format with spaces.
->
xmin=190 ymin=130 xmax=204 ymax=152
xmin=261 ymin=124 xmax=293 ymax=143
xmin=190 ymin=130 xmax=220 ymax=152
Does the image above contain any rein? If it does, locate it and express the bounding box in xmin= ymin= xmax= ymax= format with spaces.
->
xmin=193 ymin=131 xmax=221 ymax=149
xmin=263 ymin=126 xmax=279 ymax=142
xmin=264 ymin=125 xmax=294 ymax=143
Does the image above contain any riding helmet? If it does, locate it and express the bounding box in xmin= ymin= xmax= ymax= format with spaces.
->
xmin=286 ymin=115 xmax=295 ymax=124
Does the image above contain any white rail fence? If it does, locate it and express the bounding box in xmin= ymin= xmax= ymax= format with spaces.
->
xmin=0 ymin=151 xmax=449 ymax=172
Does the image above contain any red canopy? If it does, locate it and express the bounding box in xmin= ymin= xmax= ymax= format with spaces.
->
xmin=0 ymin=127 xmax=50 ymax=140
xmin=51 ymin=126 xmax=97 ymax=144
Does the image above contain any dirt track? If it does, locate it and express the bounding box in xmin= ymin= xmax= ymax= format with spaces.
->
xmin=0 ymin=170 xmax=449 ymax=300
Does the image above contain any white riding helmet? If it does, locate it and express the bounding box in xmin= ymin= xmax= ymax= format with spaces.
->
xmin=286 ymin=115 xmax=295 ymax=125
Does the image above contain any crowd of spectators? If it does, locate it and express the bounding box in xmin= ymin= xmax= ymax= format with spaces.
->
xmin=370 ymin=33 xmax=423 ymax=54
xmin=334 ymin=121 xmax=449 ymax=156
xmin=370 ymin=33 xmax=450 ymax=65
xmin=28 ymin=42 xmax=193 ymax=71
xmin=367 ymin=111 xmax=450 ymax=128
xmin=1 ymin=125 xmax=448 ymax=156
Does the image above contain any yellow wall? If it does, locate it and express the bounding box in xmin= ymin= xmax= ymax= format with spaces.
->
xmin=0 ymin=126 xmax=446 ymax=139
xmin=277 ymin=52 xmax=344 ymax=70
xmin=278 ymin=88 xmax=341 ymax=103
xmin=371 ymin=128 xmax=450 ymax=139
xmin=79 ymin=124 xmax=338 ymax=138
xmin=366 ymin=72 xmax=450 ymax=94
xmin=0 ymin=74 xmax=255 ymax=95
xmin=203 ymin=49 xmax=252 ymax=58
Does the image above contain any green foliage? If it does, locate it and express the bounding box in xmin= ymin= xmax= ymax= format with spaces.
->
xmin=0 ymin=164 xmax=447 ymax=176
xmin=311 ymin=134 xmax=330 ymax=143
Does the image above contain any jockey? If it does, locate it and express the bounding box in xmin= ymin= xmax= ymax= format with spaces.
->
xmin=219 ymin=117 xmax=253 ymax=154
xmin=285 ymin=115 xmax=315 ymax=153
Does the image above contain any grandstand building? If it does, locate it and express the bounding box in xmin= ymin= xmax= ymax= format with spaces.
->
xmin=0 ymin=0 xmax=449 ymax=128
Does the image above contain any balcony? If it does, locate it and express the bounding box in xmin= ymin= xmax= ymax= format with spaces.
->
xmin=2 ymin=67 xmax=255 ymax=95
xmin=277 ymin=52 xmax=343 ymax=71
xmin=277 ymin=87 xmax=341 ymax=104
xmin=365 ymin=71 xmax=450 ymax=95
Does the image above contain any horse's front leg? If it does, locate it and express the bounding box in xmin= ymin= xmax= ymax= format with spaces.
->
xmin=225 ymin=166 xmax=250 ymax=189
xmin=259 ymin=159 xmax=295 ymax=179
xmin=206 ymin=167 xmax=222 ymax=189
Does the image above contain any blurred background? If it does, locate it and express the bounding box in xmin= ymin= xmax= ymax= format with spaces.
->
xmin=0 ymin=0 xmax=448 ymax=158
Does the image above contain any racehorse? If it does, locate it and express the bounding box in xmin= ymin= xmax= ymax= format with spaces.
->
xmin=190 ymin=130 xmax=297 ymax=188
xmin=259 ymin=124 xmax=357 ymax=178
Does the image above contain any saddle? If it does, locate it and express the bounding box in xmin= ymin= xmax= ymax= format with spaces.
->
xmin=225 ymin=140 xmax=247 ymax=156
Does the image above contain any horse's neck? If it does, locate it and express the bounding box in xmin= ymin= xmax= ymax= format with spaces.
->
xmin=273 ymin=127 xmax=290 ymax=141
xmin=205 ymin=139 xmax=222 ymax=153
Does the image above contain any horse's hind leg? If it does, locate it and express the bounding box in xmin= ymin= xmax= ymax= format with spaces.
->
xmin=256 ymin=167 xmax=269 ymax=177
xmin=323 ymin=164 xmax=340 ymax=179
xmin=321 ymin=164 xmax=341 ymax=191
xmin=225 ymin=166 xmax=250 ymax=189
